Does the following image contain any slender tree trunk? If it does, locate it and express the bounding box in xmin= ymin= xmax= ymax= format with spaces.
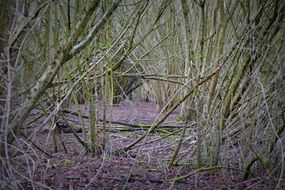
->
xmin=179 ymin=0 xmax=195 ymax=121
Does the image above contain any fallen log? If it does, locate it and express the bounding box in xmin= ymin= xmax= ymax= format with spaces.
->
xmin=61 ymin=108 xmax=196 ymax=129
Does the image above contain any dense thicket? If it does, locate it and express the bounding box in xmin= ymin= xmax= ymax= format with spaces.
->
xmin=0 ymin=0 xmax=284 ymax=189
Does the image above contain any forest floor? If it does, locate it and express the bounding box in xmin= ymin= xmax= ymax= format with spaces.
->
xmin=17 ymin=101 xmax=275 ymax=190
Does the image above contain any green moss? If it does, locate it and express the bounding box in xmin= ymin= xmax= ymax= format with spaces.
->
xmin=61 ymin=159 xmax=75 ymax=166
